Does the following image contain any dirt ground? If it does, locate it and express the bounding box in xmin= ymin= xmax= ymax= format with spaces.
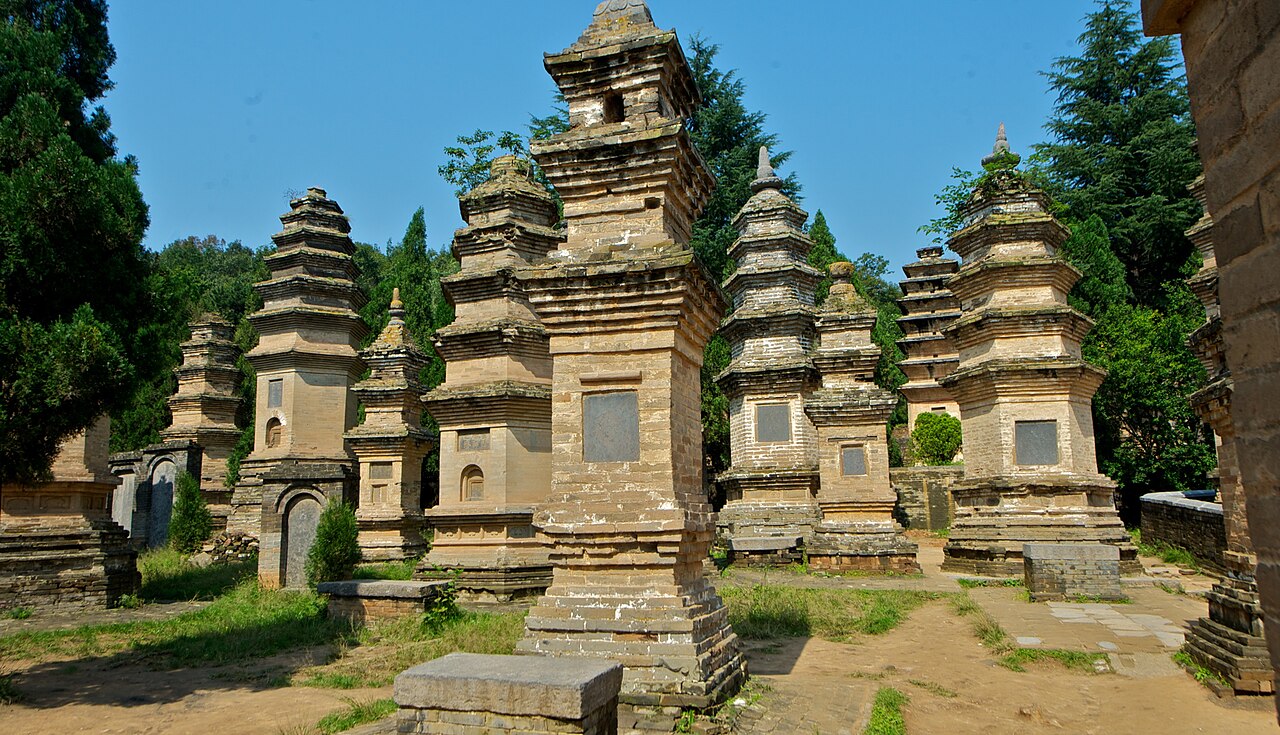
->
xmin=1 ymin=538 xmax=1274 ymax=734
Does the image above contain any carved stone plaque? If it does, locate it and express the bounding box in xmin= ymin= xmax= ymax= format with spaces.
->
xmin=1015 ymin=420 xmax=1059 ymax=466
xmin=370 ymin=461 xmax=393 ymax=480
xmin=841 ymin=446 xmax=867 ymax=476
xmin=267 ymin=378 xmax=283 ymax=408
xmin=755 ymin=403 xmax=791 ymax=443
xmin=457 ymin=429 xmax=491 ymax=452
xmin=583 ymin=391 xmax=640 ymax=462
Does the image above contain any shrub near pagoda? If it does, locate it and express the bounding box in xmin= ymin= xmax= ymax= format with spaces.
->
xmin=306 ymin=502 xmax=362 ymax=587
xmin=911 ymin=413 xmax=962 ymax=466
xmin=168 ymin=471 xmax=213 ymax=553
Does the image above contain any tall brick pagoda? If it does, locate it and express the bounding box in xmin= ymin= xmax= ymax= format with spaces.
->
xmin=715 ymin=147 xmax=822 ymax=564
xmin=346 ymin=289 xmax=433 ymax=562
xmin=896 ymin=246 xmax=961 ymax=429
xmin=1181 ymin=176 xmax=1272 ymax=694
xmin=0 ymin=418 xmax=138 ymax=611
xmin=161 ymin=313 xmax=242 ymax=518
xmin=939 ymin=127 xmax=1136 ymax=575
xmin=235 ymin=187 xmax=367 ymax=587
xmin=514 ymin=0 xmax=746 ymax=707
xmin=418 ymin=156 xmax=559 ymax=600
xmin=805 ymin=262 xmax=918 ymax=572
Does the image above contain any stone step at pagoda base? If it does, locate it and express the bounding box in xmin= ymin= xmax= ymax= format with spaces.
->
xmin=942 ymin=510 xmax=1140 ymax=576
xmin=1207 ymin=576 xmax=1265 ymax=635
xmin=716 ymin=500 xmax=820 ymax=544
xmin=518 ymin=579 xmax=746 ymax=709
xmin=1185 ymin=616 xmax=1274 ymax=695
xmin=417 ymin=563 xmax=552 ymax=602
xmin=727 ymin=535 xmax=805 ymax=567
xmin=357 ymin=519 xmax=428 ymax=563
xmin=807 ymin=523 xmax=920 ymax=574
xmin=0 ymin=523 xmax=139 ymax=611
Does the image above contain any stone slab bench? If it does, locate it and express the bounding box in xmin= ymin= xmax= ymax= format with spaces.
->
xmin=317 ymin=580 xmax=451 ymax=624
xmin=1023 ymin=543 xmax=1124 ymax=602
xmin=394 ymin=652 xmax=623 ymax=734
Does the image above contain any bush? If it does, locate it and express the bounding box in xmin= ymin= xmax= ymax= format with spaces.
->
xmin=169 ymin=471 xmax=213 ymax=553
xmin=306 ymin=502 xmax=361 ymax=588
xmin=911 ymin=413 xmax=962 ymax=465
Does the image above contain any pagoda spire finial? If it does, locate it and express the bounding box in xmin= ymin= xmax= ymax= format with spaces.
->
xmin=750 ymin=145 xmax=784 ymax=193
xmin=389 ymin=286 xmax=405 ymax=320
xmin=981 ymin=122 xmax=1021 ymax=168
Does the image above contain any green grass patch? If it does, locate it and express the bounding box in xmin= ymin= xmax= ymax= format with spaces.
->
xmin=295 ymin=609 xmax=526 ymax=689
xmin=932 ymin=527 xmax=950 ymax=539
xmin=949 ymin=592 xmax=1013 ymax=653
xmin=1173 ymin=650 xmax=1228 ymax=687
xmin=956 ymin=578 xmax=1023 ymax=589
xmin=351 ymin=558 xmax=416 ymax=581
xmin=5 ymin=607 xmax=32 ymax=620
xmin=139 ymin=547 xmax=258 ymax=601
xmin=720 ymin=585 xmax=937 ymax=642
xmin=0 ymin=581 xmax=348 ymax=666
xmin=863 ymin=687 xmax=908 ymax=735
xmin=998 ymin=648 xmax=1106 ymax=673
xmin=1129 ymin=529 xmax=1201 ymax=570
xmin=907 ymin=678 xmax=956 ymax=698
xmin=316 ymin=697 xmax=396 ymax=733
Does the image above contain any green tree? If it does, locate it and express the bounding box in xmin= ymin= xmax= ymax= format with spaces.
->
xmin=169 ymin=470 xmax=213 ymax=553
xmin=438 ymin=129 xmax=526 ymax=196
xmin=305 ymin=501 xmax=361 ymax=587
xmin=1058 ymin=215 xmax=1131 ymax=318
xmin=806 ymin=210 xmax=847 ymax=304
xmin=911 ymin=413 xmax=963 ymax=466
xmin=1032 ymin=0 xmax=1201 ymax=308
xmin=1 ymin=0 xmax=152 ymax=481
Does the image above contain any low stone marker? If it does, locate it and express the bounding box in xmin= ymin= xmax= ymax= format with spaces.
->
xmin=1023 ymin=543 xmax=1124 ymax=601
xmin=730 ymin=536 xmax=805 ymax=566
xmin=317 ymin=580 xmax=450 ymax=624
xmin=394 ymin=652 xmax=623 ymax=734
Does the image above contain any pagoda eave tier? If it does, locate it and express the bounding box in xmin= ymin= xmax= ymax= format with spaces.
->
xmin=161 ymin=426 xmax=242 ymax=442
xmin=940 ymin=357 xmax=1106 ymax=399
xmin=722 ymin=262 xmax=824 ymax=296
xmin=896 ymin=290 xmax=959 ymax=309
xmin=167 ymin=393 xmax=240 ymax=411
xmin=947 ymin=258 xmax=1081 ymax=304
xmin=728 ymin=219 xmax=811 ymax=256
xmin=717 ymin=467 xmax=820 ymax=492
xmin=253 ymin=274 xmax=369 ymax=310
xmin=532 ymin=122 xmax=713 ymax=207
xmin=244 ymin=345 xmax=364 ymax=377
xmin=719 ymin=306 xmax=817 ymax=342
xmin=442 ymin=268 xmax=530 ymax=305
xmin=263 ymin=246 xmax=359 ymax=280
xmin=544 ymin=27 xmax=700 ymax=115
xmin=421 ymin=382 xmax=552 ymax=425
xmin=715 ymin=358 xmax=818 ymax=394
xmin=897 ymin=332 xmax=953 ymax=349
xmin=805 ymin=390 xmax=897 ymax=426
xmin=270 ymin=225 xmax=356 ymax=256
xmin=432 ymin=318 xmax=548 ymax=362
xmin=343 ymin=425 xmax=435 ymax=446
xmin=811 ymin=350 xmax=879 ymax=377
xmin=520 ymin=249 xmax=725 ymax=342
xmin=946 ymin=307 xmax=1094 ymax=351
xmin=900 ymin=263 xmax=959 ymax=281
xmin=948 ymin=214 xmax=1070 ymax=261
xmin=248 ymin=307 xmax=370 ymax=341
xmin=451 ymin=223 xmax=562 ymax=261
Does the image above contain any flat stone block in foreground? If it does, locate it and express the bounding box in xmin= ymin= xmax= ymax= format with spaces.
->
xmin=394 ymin=652 xmax=622 ymax=734
xmin=1023 ymin=543 xmax=1123 ymax=602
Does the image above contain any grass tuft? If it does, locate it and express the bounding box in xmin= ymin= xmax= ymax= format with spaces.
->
xmin=139 ymin=547 xmax=258 ymax=601
xmin=956 ymin=578 xmax=1023 ymax=589
xmin=998 ymin=648 xmax=1107 ymax=673
xmin=863 ymin=687 xmax=908 ymax=735
xmin=1173 ymin=650 xmax=1228 ymax=687
xmin=721 ymin=585 xmax=937 ymax=642
xmin=351 ymin=558 xmax=416 ymax=581
xmin=1129 ymin=529 xmax=1202 ymax=570
xmin=316 ymin=697 xmax=396 ymax=734
xmin=907 ymin=678 xmax=957 ymax=698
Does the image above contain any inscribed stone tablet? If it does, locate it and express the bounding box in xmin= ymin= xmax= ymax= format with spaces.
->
xmin=841 ymin=446 xmax=867 ymax=476
xmin=370 ymin=462 xmax=393 ymax=480
xmin=583 ymin=391 xmax=640 ymax=462
xmin=756 ymin=404 xmax=791 ymax=442
xmin=457 ymin=430 xmax=490 ymax=452
xmin=1015 ymin=420 xmax=1059 ymax=465
xmin=268 ymin=379 xmax=283 ymax=408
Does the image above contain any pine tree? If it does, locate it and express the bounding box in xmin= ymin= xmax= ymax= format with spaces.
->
xmin=1032 ymin=0 xmax=1201 ymax=308
xmin=806 ymin=211 xmax=846 ymax=305
xmin=1 ymin=0 xmax=153 ymax=481
xmin=305 ymin=501 xmax=361 ymax=587
xmin=1058 ymin=215 xmax=1131 ymax=318
xmin=169 ymin=471 xmax=213 ymax=553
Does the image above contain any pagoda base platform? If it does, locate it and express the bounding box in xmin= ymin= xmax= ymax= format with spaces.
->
xmin=717 ymin=499 xmax=820 ymax=567
xmin=419 ymin=505 xmax=550 ymax=601
xmin=807 ymin=520 xmax=919 ymax=574
xmin=0 ymin=519 xmax=138 ymax=612
xmin=941 ymin=474 xmax=1139 ymax=576
xmin=1184 ymin=553 xmax=1272 ymax=695
xmin=357 ymin=514 xmax=428 ymax=562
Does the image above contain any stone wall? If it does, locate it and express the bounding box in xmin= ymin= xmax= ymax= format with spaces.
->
xmin=0 ymin=524 xmax=138 ymax=612
xmin=1140 ymin=491 xmax=1226 ymax=567
xmin=319 ymin=579 xmax=450 ymax=625
xmin=1024 ymin=543 xmax=1124 ymax=602
xmin=891 ymin=465 xmax=963 ymax=531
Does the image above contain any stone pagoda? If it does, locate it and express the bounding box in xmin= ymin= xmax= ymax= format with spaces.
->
xmin=160 ymin=313 xmax=242 ymax=519
xmin=896 ymin=246 xmax=961 ymax=429
xmin=346 ymin=289 xmax=433 ymax=562
xmin=805 ymin=262 xmax=919 ymax=573
xmin=0 ymin=418 xmax=138 ymax=611
xmin=514 ymin=0 xmax=746 ymax=707
xmin=715 ymin=147 xmax=822 ymax=565
xmin=1181 ymin=176 xmax=1271 ymax=694
xmin=939 ymin=127 xmax=1137 ymax=575
xmin=235 ymin=187 xmax=367 ymax=587
xmin=418 ymin=156 xmax=559 ymax=600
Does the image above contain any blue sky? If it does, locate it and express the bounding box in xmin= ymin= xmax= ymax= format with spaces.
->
xmin=102 ymin=0 xmax=1131 ymax=276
